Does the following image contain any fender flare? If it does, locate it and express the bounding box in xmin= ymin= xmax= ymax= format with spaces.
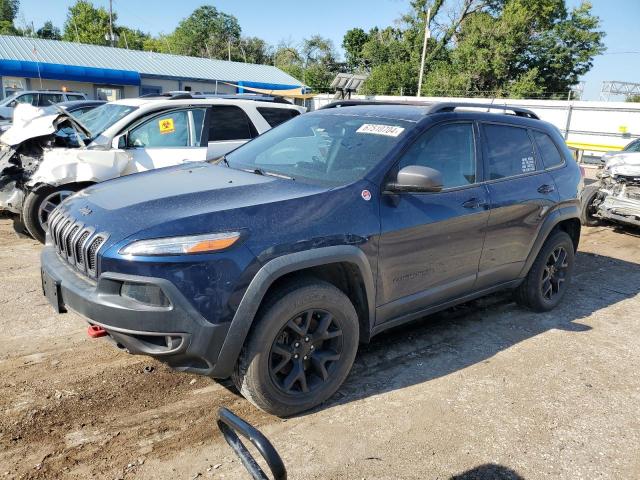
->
xmin=209 ymin=245 xmax=376 ymax=378
xmin=518 ymin=202 xmax=581 ymax=278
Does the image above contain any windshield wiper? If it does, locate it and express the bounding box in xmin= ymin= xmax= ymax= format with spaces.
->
xmin=242 ymin=167 xmax=294 ymax=180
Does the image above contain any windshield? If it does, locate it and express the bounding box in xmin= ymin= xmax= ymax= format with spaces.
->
xmin=225 ymin=112 xmax=413 ymax=186
xmin=79 ymin=103 xmax=137 ymax=141
xmin=0 ymin=92 xmax=21 ymax=106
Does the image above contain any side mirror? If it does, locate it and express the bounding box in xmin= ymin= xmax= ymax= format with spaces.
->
xmin=113 ymin=134 xmax=127 ymax=149
xmin=386 ymin=165 xmax=443 ymax=193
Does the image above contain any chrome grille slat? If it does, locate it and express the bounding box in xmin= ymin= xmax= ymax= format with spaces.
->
xmin=49 ymin=211 xmax=107 ymax=279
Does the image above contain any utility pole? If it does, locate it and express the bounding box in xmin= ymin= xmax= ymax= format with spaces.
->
xmin=417 ymin=7 xmax=431 ymax=97
xmin=108 ymin=0 xmax=115 ymax=47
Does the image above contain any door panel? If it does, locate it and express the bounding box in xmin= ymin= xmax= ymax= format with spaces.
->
xmin=376 ymin=121 xmax=488 ymax=325
xmin=377 ymin=187 xmax=490 ymax=324
xmin=476 ymin=123 xmax=560 ymax=288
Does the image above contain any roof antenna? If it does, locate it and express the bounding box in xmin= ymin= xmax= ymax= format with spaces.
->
xmin=31 ymin=44 xmax=43 ymax=89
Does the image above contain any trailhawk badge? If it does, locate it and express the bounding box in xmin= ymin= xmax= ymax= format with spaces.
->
xmin=79 ymin=206 xmax=93 ymax=216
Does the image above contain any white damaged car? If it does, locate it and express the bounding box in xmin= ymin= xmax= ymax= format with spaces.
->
xmin=0 ymin=94 xmax=304 ymax=242
xmin=581 ymin=151 xmax=640 ymax=229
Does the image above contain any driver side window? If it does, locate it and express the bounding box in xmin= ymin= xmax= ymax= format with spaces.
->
xmin=398 ymin=122 xmax=476 ymax=188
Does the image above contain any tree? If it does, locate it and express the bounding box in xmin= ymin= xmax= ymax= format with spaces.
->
xmin=62 ymin=0 xmax=113 ymax=46
xmin=170 ymin=6 xmax=241 ymax=59
xmin=627 ymin=95 xmax=640 ymax=103
xmin=352 ymin=0 xmax=605 ymax=99
xmin=232 ymin=36 xmax=273 ymax=64
xmin=36 ymin=21 xmax=61 ymax=40
xmin=0 ymin=0 xmax=18 ymax=22
xmin=342 ymin=28 xmax=369 ymax=70
xmin=116 ymin=27 xmax=149 ymax=50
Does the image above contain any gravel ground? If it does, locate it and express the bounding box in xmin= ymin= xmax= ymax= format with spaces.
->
xmin=0 ymin=218 xmax=639 ymax=480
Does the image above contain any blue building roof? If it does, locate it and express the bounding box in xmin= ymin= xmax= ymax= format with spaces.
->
xmin=0 ymin=35 xmax=303 ymax=87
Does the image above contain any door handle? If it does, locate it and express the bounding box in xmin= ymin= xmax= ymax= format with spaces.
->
xmin=462 ymin=198 xmax=486 ymax=209
xmin=537 ymin=184 xmax=555 ymax=194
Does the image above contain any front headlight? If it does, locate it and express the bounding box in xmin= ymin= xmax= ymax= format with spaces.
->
xmin=120 ymin=231 xmax=241 ymax=256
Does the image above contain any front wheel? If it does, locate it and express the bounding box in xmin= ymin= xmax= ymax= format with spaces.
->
xmin=514 ymin=230 xmax=575 ymax=312
xmin=232 ymin=279 xmax=359 ymax=416
xmin=22 ymin=184 xmax=86 ymax=243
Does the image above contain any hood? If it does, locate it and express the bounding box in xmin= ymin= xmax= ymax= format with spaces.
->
xmin=0 ymin=104 xmax=92 ymax=146
xmin=58 ymin=162 xmax=329 ymax=245
xmin=604 ymin=152 xmax=640 ymax=177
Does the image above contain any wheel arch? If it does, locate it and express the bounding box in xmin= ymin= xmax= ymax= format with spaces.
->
xmin=210 ymin=245 xmax=376 ymax=378
xmin=519 ymin=204 xmax=581 ymax=279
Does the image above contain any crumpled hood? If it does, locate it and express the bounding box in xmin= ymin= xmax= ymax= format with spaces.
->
xmin=604 ymin=152 xmax=640 ymax=177
xmin=0 ymin=103 xmax=91 ymax=146
xmin=58 ymin=162 xmax=329 ymax=247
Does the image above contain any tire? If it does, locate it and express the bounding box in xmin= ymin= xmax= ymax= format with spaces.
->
xmin=580 ymin=184 xmax=602 ymax=227
xmin=514 ymin=230 xmax=575 ymax=312
xmin=232 ymin=279 xmax=359 ymax=417
xmin=22 ymin=184 xmax=86 ymax=243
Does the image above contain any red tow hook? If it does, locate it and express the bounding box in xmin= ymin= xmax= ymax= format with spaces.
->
xmin=87 ymin=325 xmax=107 ymax=338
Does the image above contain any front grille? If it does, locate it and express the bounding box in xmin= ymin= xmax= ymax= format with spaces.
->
xmin=48 ymin=210 xmax=108 ymax=278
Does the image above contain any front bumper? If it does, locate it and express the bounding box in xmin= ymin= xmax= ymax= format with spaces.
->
xmin=41 ymin=246 xmax=231 ymax=376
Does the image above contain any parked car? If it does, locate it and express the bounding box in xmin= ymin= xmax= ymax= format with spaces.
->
xmin=0 ymin=100 xmax=106 ymax=133
xmin=40 ymin=101 xmax=582 ymax=416
xmin=580 ymin=150 xmax=640 ymax=228
xmin=0 ymin=94 xmax=304 ymax=242
xmin=0 ymin=90 xmax=87 ymax=120
xmin=600 ymin=138 xmax=640 ymax=163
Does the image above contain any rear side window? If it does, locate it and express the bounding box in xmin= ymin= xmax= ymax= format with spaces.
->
xmin=484 ymin=124 xmax=536 ymax=179
xmin=38 ymin=93 xmax=64 ymax=106
xmin=257 ymin=107 xmax=300 ymax=127
xmin=209 ymin=105 xmax=256 ymax=141
xmin=66 ymin=94 xmax=85 ymax=101
xmin=531 ymin=130 xmax=563 ymax=169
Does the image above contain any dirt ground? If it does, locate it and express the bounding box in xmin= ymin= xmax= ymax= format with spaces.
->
xmin=1 ymin=217 xmax=639 ymax=480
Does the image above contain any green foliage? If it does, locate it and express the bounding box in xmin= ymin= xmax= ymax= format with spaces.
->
xmin=170 ymin=6 xmax=241 ymax=58
xmin=353 ymin=0 xmax=605 ymax=98
xmin=36 ymin=21 xmax=62 ymax=40
xmin=342 ymin=28 xmax=368 ymax=70
xmin=0 ymin=0 xmax=18 ymax=22
xmin=116 ymin=27 xmax=149 ymax=50
xmin=0 ymin=18 xmax=17 ymax=35
xmin=627 ymin=95 xmax=640 ymax=103
xmin=62 ymin=0 xmax=113 ymax=46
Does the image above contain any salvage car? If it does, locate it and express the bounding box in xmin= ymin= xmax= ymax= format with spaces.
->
xmin=41 ymin=101 xmax=583 ymax=416
xmin=0 ymin=94 xmax=304 ymax=242
xmin=581 ymin=151 xmax=640 ymax=228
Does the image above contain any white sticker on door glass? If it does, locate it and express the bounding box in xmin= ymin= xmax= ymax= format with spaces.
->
xmin=521 ymin=156 xmax=535 ymax=173
xmin=356 ymin=124 xmax=405 ymax=137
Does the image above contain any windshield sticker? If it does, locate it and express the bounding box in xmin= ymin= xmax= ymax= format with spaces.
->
xmin=159 ymin=118 xmax=175 ymax=134
xmin=356 ymin=124 xmax=405 ymax=137
xmin=521 ymin=156 xmax=535 ymax=173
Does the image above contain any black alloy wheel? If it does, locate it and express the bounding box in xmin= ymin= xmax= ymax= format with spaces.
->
xmin=269 ymin=309 xmax=343 ymax=395
xmin=541 ymin=246 xmax=569 ymax=301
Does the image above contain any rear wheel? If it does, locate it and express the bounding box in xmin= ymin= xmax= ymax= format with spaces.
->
xmin=22 ymin=184 xmax=86 ymax=243
xmin=233 ymin=279 xmax=359 ymax=416
xmin=514 ymin=230 xmax=575 ymax=312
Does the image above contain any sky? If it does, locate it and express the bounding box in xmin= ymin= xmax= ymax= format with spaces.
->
xmin=14 ymin=0 xmax=640 ymax=101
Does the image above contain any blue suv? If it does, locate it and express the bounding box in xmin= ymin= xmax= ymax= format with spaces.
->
xmin=41 ymin=101 xmax=583 ymax=416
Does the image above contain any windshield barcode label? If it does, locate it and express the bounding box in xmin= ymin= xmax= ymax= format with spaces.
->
xmin=356 ymin=124 xmax=405 ymax=137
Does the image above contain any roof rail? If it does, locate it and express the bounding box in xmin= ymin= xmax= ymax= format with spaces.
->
xmin=320 ymin=99 xmax=539 ymax=120
xmin=319 ymin=99 xmax=434 ymax=109
xmin=426 ymin=102 xmax=539 ymax=119
xmin=137 ymin=92 xmax=293 ymax=104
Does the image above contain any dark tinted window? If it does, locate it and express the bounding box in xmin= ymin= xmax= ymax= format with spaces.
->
xmin=257 ymin=107 xmax=300 ymax=127
xmin=484 ymin=124 xmax=536 ymax=179
xmin=38 ymin=93 xmax=64 ymax=106
xmin=66 ymin=94 xmax=85 ymax=101
xmin=532 ymin=130 xmax=563 ymax=169
xmin=399 ymin=122 xmax=476 ymax=188
xmin=209 ymin=105 xmax=255 ymax=141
